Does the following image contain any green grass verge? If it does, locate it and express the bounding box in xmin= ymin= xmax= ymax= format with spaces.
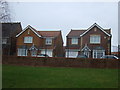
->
xmin=2 ymin=64 xmax=118 ymax=88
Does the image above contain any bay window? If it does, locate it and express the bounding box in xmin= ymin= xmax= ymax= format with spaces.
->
xmin=93 ymin=50 xmax=105 ymax=58
xmin=18 ymin=48 xmax=28 ymax=56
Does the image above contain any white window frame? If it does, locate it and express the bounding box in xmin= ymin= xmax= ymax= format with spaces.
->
xmin=66 ymin=49 xmax=78 ymax=58
xmin=24 ymin=36 xmax=33 ymax=43
xmin=90 ymin=35 xmax=100 ymax=44
xmin=93 ymin=50 xmax=105 ymax=58
xmin=71 ymin=38 xmax=78 ymax=44
xmin=18 ymin=48 xmax=28 ymax=56
xmin=45 ymin=38 xmax=52 ymax=45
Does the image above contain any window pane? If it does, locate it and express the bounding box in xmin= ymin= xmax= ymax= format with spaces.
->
xmin=93 ymin=50 xmax=104 ymax=58
xmin=72 ymin=38 xmax=78 ymax=44
xmin=2 ymin=38 xmax=7 ymax=44
xmin=24 ymin=36 xmax=33 ymax=43
xmin=46 ymin=38 xmax=52 ymax=45
xmin=69 ymin=51 xmax=78 ymax=58
xmin=90 ymin=35 xmax=100 ymax=44
xmin=18 ymin=49 xmax=27 ymax=56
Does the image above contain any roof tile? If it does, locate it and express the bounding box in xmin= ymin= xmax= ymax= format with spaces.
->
xmin=67 ymin=30 xmax=86 ymax=37
xmin=38 ymin=31 xmax=60 ymax=37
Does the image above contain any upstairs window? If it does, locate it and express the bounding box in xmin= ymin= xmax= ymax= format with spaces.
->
xmin=71 ymin=38 xmax=78 ymax=44
xmin=24 ymin=36 xmax=33 ymax=43
xmin=2 ymin=38 xmax=7 ymax=44
xmin=90 ymin=35 xmax=100 ymax=44
xmin=46 ymin=38 xmax=52 ymax=45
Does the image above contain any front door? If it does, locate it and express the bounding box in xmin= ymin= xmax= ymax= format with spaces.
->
xmin=83 ymin=51 xmax=90 ymax=58
xmin=31 ymin=50 xmax=37 ymax=56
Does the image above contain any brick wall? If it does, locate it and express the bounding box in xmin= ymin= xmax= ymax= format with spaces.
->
xmin=2 ymin=56 xmax=120 ymax=69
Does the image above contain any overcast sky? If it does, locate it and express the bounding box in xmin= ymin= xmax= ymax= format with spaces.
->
xmin=9 ymin=1 xmax=118 ymax=51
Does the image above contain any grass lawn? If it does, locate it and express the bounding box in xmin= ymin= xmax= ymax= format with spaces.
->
xmin=2 ymin=64 xmax=119 ymax=88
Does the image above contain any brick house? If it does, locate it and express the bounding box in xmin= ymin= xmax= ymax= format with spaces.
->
xmin=2 ymin=22 xmax=22 ymax=55
xmin=65 ymin=23 xmax=112 ymax=58
xmin=16 ymin=25 xmax=64 ymax=57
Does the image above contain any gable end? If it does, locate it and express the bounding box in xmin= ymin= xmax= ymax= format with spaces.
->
xmin=16 ymin=25 xmax=41 ymax=38
xmin=80 ymin=23 xmax=111 ymax=37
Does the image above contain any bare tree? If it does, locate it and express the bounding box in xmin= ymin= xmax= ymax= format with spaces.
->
xmin=0 ymin=0 xmax=11 ymax=22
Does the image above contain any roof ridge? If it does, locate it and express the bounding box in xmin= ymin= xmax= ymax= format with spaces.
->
xmin=80 ymin=23 xmax=111 ymax=37
xmin=16 ymin=25 xmax=42 ymax=38
xmin=37 ymin=30 xmax=61 ymax=37
xmin=67 ymin=29 xmax=86 ymax=37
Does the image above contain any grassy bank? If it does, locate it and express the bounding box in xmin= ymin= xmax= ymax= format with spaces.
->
xmin=2 ymin=64 xmax=118 ymax=88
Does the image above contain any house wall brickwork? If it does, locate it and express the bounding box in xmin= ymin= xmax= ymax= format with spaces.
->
xmin=66 ymin=23 xmax=112 ymax=58
xmin=81 ymin=26 xmax=111 ymax=55
xmin=3 ymin=56 xmax=120 ymax=69
xmin=16 ymin=26 xmax=64 ymax=57
xmin=16 ymin=28 xmax=42 ymax=47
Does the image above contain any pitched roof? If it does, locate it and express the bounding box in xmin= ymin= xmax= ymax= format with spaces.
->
xmin=67 ymin=30 xmax=86 ymax=37
xmin=81 ymin=44 xmax=91 ymax=51
xmin=16 ymin=25 xmax=41 ymax=38
xmin=104 ymin=29 xmax=111 ymax=34
xmin=16 ymin=25 xmax=61 ymax=38
xmin=29 ymin=44 xmax=38 ymax=50
xmin=80 ymin=23 xmax=111 ymax=37
xmin=67 ymin=23 xmax=111 ymax=37
xmin=38 ymin=31 xmax=61 ymax=37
